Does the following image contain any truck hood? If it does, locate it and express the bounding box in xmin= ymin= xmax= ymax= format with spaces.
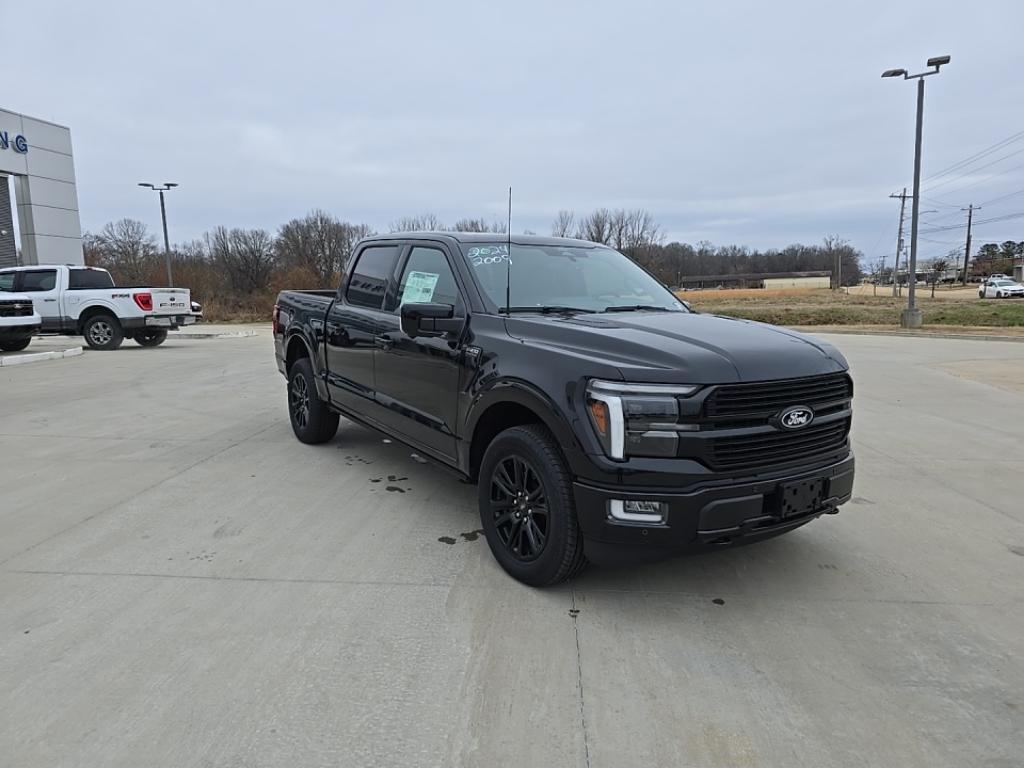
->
xmin=504 ymin=311 xmax=847 ymax=383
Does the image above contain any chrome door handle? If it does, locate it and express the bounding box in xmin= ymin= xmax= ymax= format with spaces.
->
xmin=374 ymin=334 xmax=396 ymax=350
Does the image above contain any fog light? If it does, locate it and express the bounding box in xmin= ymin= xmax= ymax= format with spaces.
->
xmin=608 ymin=499 xmax=668 ymax=524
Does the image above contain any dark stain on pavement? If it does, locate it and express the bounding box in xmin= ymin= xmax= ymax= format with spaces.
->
xmin=1009 ymin=545 xmax=1024 ymax=557
xmin=712 ymin=598 xmax=725 ymax=606
xmin=438 ymin=536 xmax=456 ymax=545
xmin=386 ymin=486 xmax=406 ymax=493
xmin=459 ymin=529 xmax=484 ymax=542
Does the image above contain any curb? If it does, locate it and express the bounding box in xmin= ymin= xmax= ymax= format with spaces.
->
xmin=802 ymin=328 xmax=1024 ymax=343
xmin=0 ymin=347 xmax=84 ymax=367
xmin=174 ymin=331 xmax=258 ymax=339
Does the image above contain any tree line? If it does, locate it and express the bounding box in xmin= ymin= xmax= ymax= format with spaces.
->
xmin=83 ymin=207 xmax=866 ymax=321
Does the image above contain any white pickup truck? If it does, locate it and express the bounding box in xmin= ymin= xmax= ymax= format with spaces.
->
xmin=0 ymin=265 xmax=198 ymax=350
xmin=0 ymin=287 xmax=42 ymax=352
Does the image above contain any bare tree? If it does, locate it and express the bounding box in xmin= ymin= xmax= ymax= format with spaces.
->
xmin=206 ymin=227 xmax=277 ymax=294
xmin=551 ymin=210 xmax=575 ymax=238
xmin=929 ymin=255 xmax=951 ymax=297
xmin=88 ymin=219 xmax=157 ymax=283
xmin=574 ymin=208 xmax=614 ymax=245
xmin=390 ymin=213 xmax=444 ymax=232
xmin=450 ymin=217 xmax=508 ymax=233
xmin=277 ymin=209 xmax=372 ymax=281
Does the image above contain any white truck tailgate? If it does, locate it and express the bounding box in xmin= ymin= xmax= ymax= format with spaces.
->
xmin=148 ymin=288 xmax=192 ymax=316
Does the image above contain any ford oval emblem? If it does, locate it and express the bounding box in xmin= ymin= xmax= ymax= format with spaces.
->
xmin=779 ymin=405 xmax=814 ymax=430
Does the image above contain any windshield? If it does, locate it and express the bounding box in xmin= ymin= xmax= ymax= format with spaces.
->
xmin=462 ymin=243 xmax=685 ymax=313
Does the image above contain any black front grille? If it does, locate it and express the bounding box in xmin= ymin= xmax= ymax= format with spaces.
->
xmin=708 ymin=418 xmax=850 ymax=471
xmin=0 ymin=301 xmax=34 ymax=318
xmin=704 ymin=373 xmax=852 ymax=422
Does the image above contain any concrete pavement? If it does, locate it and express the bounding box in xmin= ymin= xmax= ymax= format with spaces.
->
xmin=1 ymin=329 xmax=1022 ymax=767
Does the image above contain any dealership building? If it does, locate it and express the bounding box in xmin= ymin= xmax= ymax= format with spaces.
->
xmin=0 ymin=107 xmax=85 ymax=268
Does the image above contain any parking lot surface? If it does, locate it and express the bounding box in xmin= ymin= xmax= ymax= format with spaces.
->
xmin=2 ymin=329 xmax=1022 ymax=767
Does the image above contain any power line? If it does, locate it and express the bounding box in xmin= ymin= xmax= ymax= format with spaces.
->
xmin=923 ymin=160 xmax=1024 ymax=201
xmin=923 ymin=146 xmax=1024 ymax=193
xmin=922 ymin=128 xmax=1024 ymax=183
xmin=920 ymin=210 xmax=1024 ymax=234
xmin=921 ymin=196 xmax=961 ymax=209
xmin=979 ymin=186 xmax=1024 ymax=207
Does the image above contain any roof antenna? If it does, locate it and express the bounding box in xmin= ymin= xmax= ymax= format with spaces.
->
xmin=504 ymin=186 xmax=512 ymax=315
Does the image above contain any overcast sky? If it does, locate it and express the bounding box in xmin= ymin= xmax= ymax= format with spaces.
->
xmin=8 ymin=0 xmax=1024 ymax=264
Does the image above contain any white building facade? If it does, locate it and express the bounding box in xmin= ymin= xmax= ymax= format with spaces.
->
xmin=0 ymin=108 xmax=84 ymax=267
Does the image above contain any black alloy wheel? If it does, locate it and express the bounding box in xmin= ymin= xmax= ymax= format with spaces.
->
xmin=489 ymin=454 xmax=550 ymax=562
xmin=290 ymin=370 xmax=311 ymax=430
xmin=477 ymin=424 xmax=587 ymax=586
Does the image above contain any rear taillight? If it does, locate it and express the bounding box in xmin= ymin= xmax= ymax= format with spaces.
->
xmin=133 ymin=293 xmax=153 ymax=311
xmin=272 ymin=303 xmax=280 ymax=333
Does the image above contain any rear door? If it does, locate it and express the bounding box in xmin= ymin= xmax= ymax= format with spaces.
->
xmin=372 ymin=243 xmax=466 ymax=461
xmin=324 ymin=243 xmax=401 ymax=417
xmin=15 ymin=268 xmax=61 ymax=331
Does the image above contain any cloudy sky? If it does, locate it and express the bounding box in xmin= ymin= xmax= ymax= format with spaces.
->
xmin=8 ymin=0 xmax=1024 ymax=264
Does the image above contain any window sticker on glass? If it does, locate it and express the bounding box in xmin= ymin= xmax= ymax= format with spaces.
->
xmin=401 ymin=271 xmax=441 ymax=304
xmin=467 ymin=245 xmax=509 ymax=266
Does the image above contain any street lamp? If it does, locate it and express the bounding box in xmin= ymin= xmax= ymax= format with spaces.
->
xmin=882 ymin=55 xmax=950 ymax=328
xmin=138 ymin=182 xmax=179 ymax=287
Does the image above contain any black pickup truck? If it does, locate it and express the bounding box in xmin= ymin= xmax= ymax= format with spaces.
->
xmin=274 ymin=233 xmax=854 ymax=586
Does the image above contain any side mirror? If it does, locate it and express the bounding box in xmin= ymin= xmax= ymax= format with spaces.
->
xmin=400 ymin=302 xmax=461 ymax=338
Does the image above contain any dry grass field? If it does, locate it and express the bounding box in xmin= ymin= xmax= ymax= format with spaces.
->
xmin=680 ymin=287 xmax=1024 ymax=327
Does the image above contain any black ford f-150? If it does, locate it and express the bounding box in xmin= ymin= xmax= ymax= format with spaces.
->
xmin=274 ymin=233 xmax=854 ymax=586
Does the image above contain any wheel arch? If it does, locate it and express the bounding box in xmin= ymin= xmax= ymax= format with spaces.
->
xmin=465 ymin=380 xmax=583 ymax=482
xmin=77 ymin=304 xmax=120 ymax=334
xmin=285 ymin=330 xmax=329 ymax=402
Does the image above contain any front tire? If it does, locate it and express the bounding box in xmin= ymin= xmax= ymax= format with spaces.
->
xmin=0 ymin=337 xmax=32 ymax=352
xmin=288 ymin=356 xmax=339 ymax=444
xmin=134 ymin=329 xmax=168 ymax=347
xmin=478 ymin=424 xmax=587 ymax=586
xmin=82 ymin=314 xmax=124 ymax=350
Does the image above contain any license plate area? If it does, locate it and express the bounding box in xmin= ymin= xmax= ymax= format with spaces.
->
xmin=775 ymin=478 xmax=825 ymax=518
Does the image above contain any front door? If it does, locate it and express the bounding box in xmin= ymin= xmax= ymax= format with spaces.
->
xmin=373 ymin=244 xmax=466 ymax=461
xmin=16 ymin=268 xmax=61 ymax=331
xmin=324 ymin=244 xmax=401 ymax=418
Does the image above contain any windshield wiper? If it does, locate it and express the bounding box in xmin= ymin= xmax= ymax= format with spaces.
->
xmin=500 ymin=305 xmax=596 ymax=315
xmin=603 ymin=304 xmax=675 ymax=313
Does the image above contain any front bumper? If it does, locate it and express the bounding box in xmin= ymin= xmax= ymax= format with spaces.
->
xmin=574 ymin=452 xmax=855 ymax=565
xmin=0 ymin=322 xmax=41 ymax=338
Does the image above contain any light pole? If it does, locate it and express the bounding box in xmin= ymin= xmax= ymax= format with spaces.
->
xmin=882 ymin=55 xmax=950 ymax=328
xmin=138 ymin=182 xmax=178 ymax=286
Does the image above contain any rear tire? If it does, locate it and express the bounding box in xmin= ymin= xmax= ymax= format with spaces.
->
xmin=288 ymin=356 xmax=339 ymax=444
xmin=134 ymin=329 xmax=168 ymax=347
xmin=0 ymin=337 xmax=31 ymax=352
xmin=478 ymin=424 xmax=587 ymax=587
xmin=82 ymin=314 xmax=124 ymax=350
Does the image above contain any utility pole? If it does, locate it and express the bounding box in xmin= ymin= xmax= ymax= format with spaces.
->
xmin=961 ymin=204 xmax=978 ymax=286
xmin=890 ymin=188 xmax=908 ymax=297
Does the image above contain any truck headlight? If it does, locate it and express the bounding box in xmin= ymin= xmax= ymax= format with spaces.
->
xmin=586 ymin=380 xmax=700 ymax=460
